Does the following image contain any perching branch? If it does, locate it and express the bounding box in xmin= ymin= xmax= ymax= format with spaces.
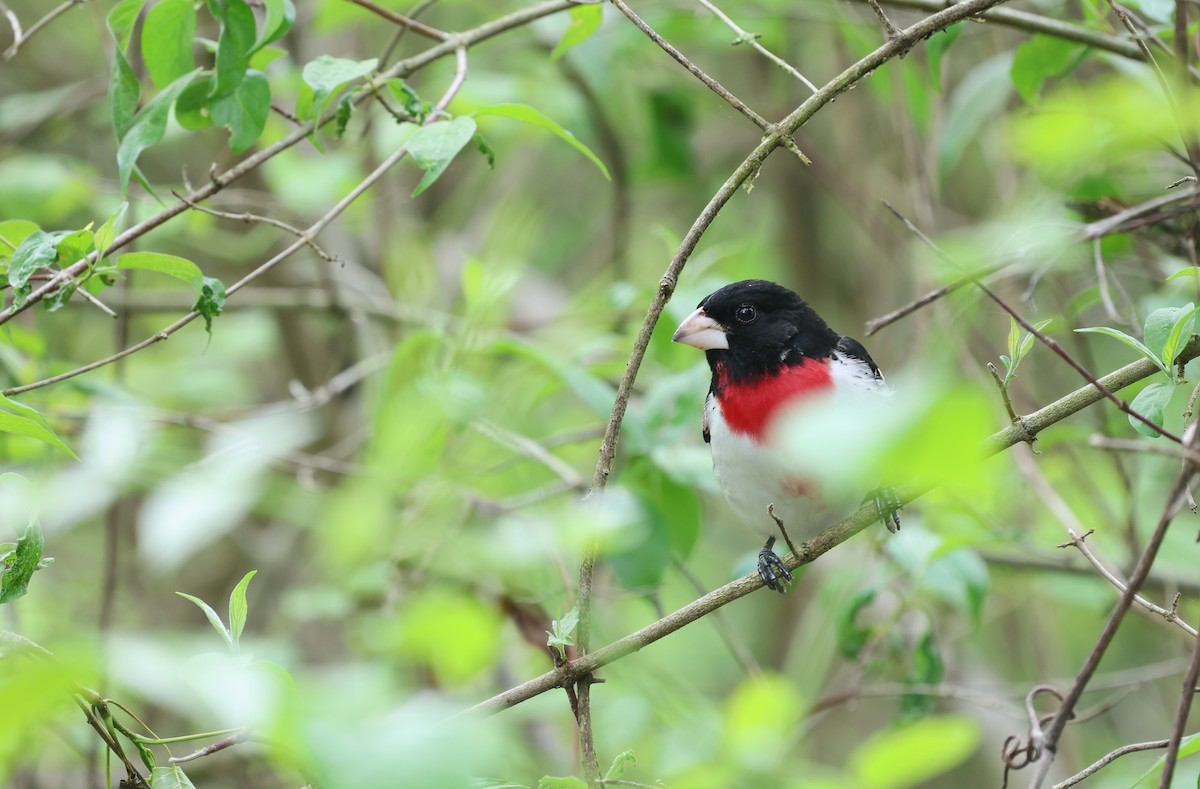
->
xmin=464 ymin=336 xmax=1200 ymax=717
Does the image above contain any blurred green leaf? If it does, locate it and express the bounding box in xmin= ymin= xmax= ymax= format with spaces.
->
xmin=177 ymin=591 xmax=234 ymax=648
xmin=228 ymin=569 xmax=257 ymax=646
xmin=0 ymin=394 xmax=78 ymax=459
xmin=1010 ymin=35 xmax=1081 ymax=104
xmin=150 ymin=765 xmax=196 ymax=788
xmin=117 ymin=251 xmax=204 ymax=288
xmin=106 ymin=0 xmax=144 ymax=140
xmin=850 ymin=714 xmax=981 ymax=789
xmin=547 ymin=606 xmax=578 ymax=661
xmin=399 ymin=590 xmax=502 ymax=684
xmin=254 ymin=0 xmax=295 ymax=51
xmin=176 ymin=77 xmax=215 ymax=130
xmin=1167 ymin=267 xmax=1200 ymax=281
xmin=900 ymin=631 xmax=944 ymax=719
xmin=1161 ymin=305 xmax=1198 ymax=366
xmin=0 ymin=523 xmax=44 ymax=604
xmin=473 ymin=103 xmax=610 ymax=180
xmin=723 ymin=673 xmax=803 ymax=769
xmin=551 ymin=4 xmax=603 ymax=61
xmin=142 ymin=0 xmax=197 ymax=89
xmin=406 ymin=117 xmax=478 ymax=197
xmin=1129 ymin=381 xmax=1174 ymax=437
xmin=1075 ymin=326 xmax=1168 ymax=373
xmin=836 ymin=586 xmax=877 ymax=659
xmin=194 ymin=276 xmax=227 ymax=334
xmin=0 ymin=219 xmax=39 ymax=252
xmin=537 ymin=778 xmax=587 ymax=789
xmin=604 ymin=750 xmax=636 ymax=780
xmin=926 ymin=23 xmax=963 ymax=91
xmin=298 ymin=55 xmax=377 ymax=125
xmin=210 ymin=0 xmax=257 ymax=98
xmin=1132 ymin=731 xmax=1200 ymax=786
xmin=116 ymin=70 xmax=200 ymax=194
xmin=209 ymin=70 xmax=270 ymax=153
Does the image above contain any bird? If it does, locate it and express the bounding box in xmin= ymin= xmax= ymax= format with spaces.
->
xmin=671 ymin=279 xmax=900 ymax=593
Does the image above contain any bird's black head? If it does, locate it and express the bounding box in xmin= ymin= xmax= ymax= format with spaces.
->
xmin=672 ymin=279 xmax=840 ymax=381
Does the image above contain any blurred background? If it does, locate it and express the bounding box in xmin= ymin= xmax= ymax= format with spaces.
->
xmin=2 ymin=0 xmax=1200 ymax=786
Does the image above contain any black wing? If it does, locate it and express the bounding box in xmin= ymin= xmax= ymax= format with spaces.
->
xmin=836 ymin=336 xmax=883 ymax=381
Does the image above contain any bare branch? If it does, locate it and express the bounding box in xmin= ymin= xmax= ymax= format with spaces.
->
xmin=2 ymin=0 xmax=83 ymax=61
xmin=342 ymin=0 xmax=449 ymax=40
xmin=172 ymin=191 xmax=337 ymax=263
xmin=1051 ymin=739 xmax=1171 ymax=789
xmin=695 ymin=0 xmax=820 ymax=93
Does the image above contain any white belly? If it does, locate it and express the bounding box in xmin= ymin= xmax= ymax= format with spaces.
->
xmin=706 ymin=395 xmax=846 ymax=541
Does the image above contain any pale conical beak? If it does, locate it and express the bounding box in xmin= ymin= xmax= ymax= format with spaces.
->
xmin=672 ymin=308 xmax=729 ymax=350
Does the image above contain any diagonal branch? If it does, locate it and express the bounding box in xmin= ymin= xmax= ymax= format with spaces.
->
xmin=464 ymin=337 xmax=1200 ymax=717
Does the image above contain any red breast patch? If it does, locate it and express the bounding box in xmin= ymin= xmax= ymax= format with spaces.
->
xmin=717 ymin=358 xmax=833 ymax=441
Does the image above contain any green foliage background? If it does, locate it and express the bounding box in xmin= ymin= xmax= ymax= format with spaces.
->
xmin=2 ymin=0 xmax=1200 ymax=787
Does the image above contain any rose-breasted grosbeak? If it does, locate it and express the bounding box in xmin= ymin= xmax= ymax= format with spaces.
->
xmin=672 ymin=279 xmax=900 ymax=593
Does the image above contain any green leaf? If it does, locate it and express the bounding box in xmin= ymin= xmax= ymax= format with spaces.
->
xmin=926 ymin=23 xmax=963 ymax=91
xmin=335 ymin=94 xmax=353 ymax=138
xmin=1167 ymin=267 xmax=1200 ymax=281
xmin=176 ymin=77 xmax=215 ymax=130
xmin=117 ymin=251 xmax=204 ymax=289
xmin=1075 ymin=326 xmax=1168 ymax=373
xmin=0 ymin=394 xmax=78 ymax=459
xmin=900 ymin=631 xmax=944 ymax=719
xmin=228 ymin=569 xmax=257 ymax=645
xmin=8 ymin=230 xmax=66 ymax=290
xmin=1010 ymin=35 xmax=1082 ymax=104
xmin=472 ymin=103 xmax=610 ymax=180
xmin=176 ymin=591 xmax=233 ymax=647
xmin=298 ymin=55 xmax=377 ymax=122
xmin=0 ymin=523 xmax=44 ymax=604
xmin=551 ymin=4 xmax=603 ymax=61
xmin=106 ymin=0 xmax=145 ymax=141
xmin=94 ymin=203 xmax=128 ymax=260
xmin=1146 ymin=305 xmax=1194 ymax=363
xmin=1162 ymin=304 xmax=1199 ymax=366
xmin=1006 ymin=315 xmax=1021 ymax=362
xmin=249 ymin=45 xmax=287 ymax=72
xmin=546 ymin=606 xmax=579 ymax=660
xmin=536 ymin=778 xmax=587 ymax=789
xmin=106 ymin=0 xmax=143 ymax=52
xmin=55 ymin=227 xmax=95 ymax=267
xmin=209 ymin=70 xmax=270 ymax=153
xmin=0 ymin=220 xmax=40 ymax=252
xmin=194 ymin=276 xmax=226 ymax=334
xmin=117 ymin=70 xmax=200 ymax=194
xmin=406 ymin=117 xmax=478 ymax=197
xmin=1130 ymin=381 xmax=1175 ymax=437
xmin=850 ymin=715 xmax=981 ymax=789
xmin=1017 ymin=319 xmax=1052 ymax=363
xmin=604 ymin=750 xmax=636 ymax=781
xmin=210 ymin=0 xmax=257 ymax=99
xmin=836 ymin=586 xmax=877 ymax=660
xmin=254 ymin=0 xmax=295 ymax=51
xmin=150 ymin=765 xmax=196 ymax=789
xmin=142 ymin=0 xmax=196 ymax=89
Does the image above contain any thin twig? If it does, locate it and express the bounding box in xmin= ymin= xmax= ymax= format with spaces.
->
xmin=607 ymin=0 xmax=774 ymax=133
xmin=1159 ymin=626 xmax=1200 ymax=786
xmin=341 ymin=0 xmax=449 ymax=40
xmin=1051 ymin=739 xmax=1171 ymax=789
xmin=3 ymin=0 xmax=82 ymax=61
xmin=695 ymin=0 xmax=819 ymax=93
xmin=1024 ymin=450 xmax=1199 ymax=787
xmin=172 ymin=192 xmax=337 ymax=262
xmin=982 ymin=550 xmax=1200 ymax=596
xmin=473 ymin=419 xmax=586 ymax=492
xmin=880 ymin=202 xmax=1184 ymax=444
xmin=168 ymin=732 xmax=247 ymax=764
xmin=1014 ymin=447 xmax=1197 ymax=638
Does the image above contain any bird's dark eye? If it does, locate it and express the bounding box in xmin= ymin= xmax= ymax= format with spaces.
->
xmin=735 ymin=304 xmax=756 ymax=324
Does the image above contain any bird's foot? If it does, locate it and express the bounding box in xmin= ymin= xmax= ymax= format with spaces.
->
xmin=757 ymin=537 xmax=793 ymax=594
xmin=869 ymin=486 xmax=902 ymax=533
